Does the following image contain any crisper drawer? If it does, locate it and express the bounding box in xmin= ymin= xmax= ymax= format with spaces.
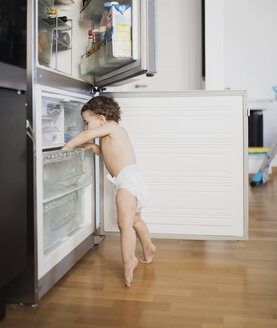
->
xmin=43 ymin=149 xmax=93 ymax=201
xmin=43 ymin=189 xmax=84 ymax=254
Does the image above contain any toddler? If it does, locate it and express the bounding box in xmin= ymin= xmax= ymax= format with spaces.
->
xmin=62 ymin=95 xmax=156 ymax=287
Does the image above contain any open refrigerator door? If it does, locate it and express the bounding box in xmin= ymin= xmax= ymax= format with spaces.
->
xmin=36 ymin=0 xmax=157 ymax=88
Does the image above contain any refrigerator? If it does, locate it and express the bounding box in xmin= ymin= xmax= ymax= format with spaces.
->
xmin=6 ymin=0 xmax=248 ymax=306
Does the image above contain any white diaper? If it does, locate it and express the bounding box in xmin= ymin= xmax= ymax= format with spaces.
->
xmin=106 ymin=164 xmax=149 ymax=212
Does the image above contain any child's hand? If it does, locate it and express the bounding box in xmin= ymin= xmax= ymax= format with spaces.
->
xmin=82 ymin=143 xmax=94 ymax=151
xmin=82 ymin=143 xmax=103 ymax=157
xmin=62 ymin=145 xmax=73 ymax=150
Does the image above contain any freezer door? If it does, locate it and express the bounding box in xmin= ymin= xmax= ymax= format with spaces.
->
xmin=100 ymin=91 xmax=248 ymax=240
xmin=93 ymin=0 xmax=158 ymax=87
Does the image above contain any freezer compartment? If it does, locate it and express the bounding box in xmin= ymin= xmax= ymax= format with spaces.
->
xmin=43 ymin=189 xmax=84 ymax=254
xmin=42 ymin=97 xmax=85 ymax=148
xmin=43 ymin=149 xmax=93 ymax=201
xmin=42 ymin=98 xmax=64 ymax=148
xmin=80 ymin=40 xmax=133 ymax=76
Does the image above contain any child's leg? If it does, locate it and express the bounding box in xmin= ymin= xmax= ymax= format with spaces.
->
xmin=133 ymin=212 xmax=156 ymax=264
xmin=116 ymin=188 xmax=138 ymax=287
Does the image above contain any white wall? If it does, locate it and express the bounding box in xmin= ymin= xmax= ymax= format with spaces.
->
xmin=205 ymin=0 xmax=277 ymax=147
xmin=224 ymin=0 xmax=277 ymax=147
xmin=204 ymin=0 xmax=224 ymax=90
xmin=223 ymin=0 xmax=277 ymax=101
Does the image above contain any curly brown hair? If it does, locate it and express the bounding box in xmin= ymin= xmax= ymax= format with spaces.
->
xmin=81 ymin=96 xmax=121 ymax=123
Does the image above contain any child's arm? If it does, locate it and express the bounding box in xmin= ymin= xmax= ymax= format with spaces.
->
xmin=82 ymin=143 xmax=103 ymax=158
xmin=62 ymin=125 xmax=110 ymax=150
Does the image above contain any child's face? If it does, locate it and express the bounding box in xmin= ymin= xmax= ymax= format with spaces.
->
xmin=82 ymin=111 xmax=101 ymax=130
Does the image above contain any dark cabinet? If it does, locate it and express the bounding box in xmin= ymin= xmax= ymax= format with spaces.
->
xmin=0 ymin=88 xmax=27 ymax=320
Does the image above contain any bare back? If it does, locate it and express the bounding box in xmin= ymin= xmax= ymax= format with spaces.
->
xmin=101 ymin=122 xmax=136 ymax=177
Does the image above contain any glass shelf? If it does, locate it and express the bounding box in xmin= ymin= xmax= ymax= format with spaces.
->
xmin=41 ymin=17 xmax=72 ymax=31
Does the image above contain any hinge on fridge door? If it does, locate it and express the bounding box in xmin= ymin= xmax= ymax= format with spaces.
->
xmin=26 ymin=119 xmax=34 ymax=143
xmin=26 ymin=119 xmax=36 ymax=157
xmin=91 ymin=86 xmax=106 ymax=96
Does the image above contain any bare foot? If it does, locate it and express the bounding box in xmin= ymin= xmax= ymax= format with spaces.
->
xmin=140 ymin=244 xmax=156 ymax=264
xmin=124 ymin=258 xmax=138 ymax=287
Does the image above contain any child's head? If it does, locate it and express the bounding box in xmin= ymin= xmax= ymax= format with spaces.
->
xmin=81 ymin=96 xmax=121 ymax=130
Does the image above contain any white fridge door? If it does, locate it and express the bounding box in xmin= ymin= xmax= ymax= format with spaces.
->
xmin=100 ymin=91 xmax=248 ymax=240
xmin=93 ymin=0 xmax=157 ymax=87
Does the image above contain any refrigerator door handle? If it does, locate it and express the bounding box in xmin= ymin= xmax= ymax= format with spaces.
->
xmin=26 ymin=119 xmax=35 ymax=150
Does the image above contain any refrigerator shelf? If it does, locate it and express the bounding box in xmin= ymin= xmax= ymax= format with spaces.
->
xmin=41 ymin=17 xmax=72 ymax=32
xmin=42 ymin=144 xmax=64 ymax=150
xmin=44 ymin=188 xmax=82 ymax=211
xmin=59 ymin=171 xmax=86 ymax=187
xmin=43 ymin=185 xmax=84 ymax=204
xmin=43 ymin=148 xmax=84 ymax=163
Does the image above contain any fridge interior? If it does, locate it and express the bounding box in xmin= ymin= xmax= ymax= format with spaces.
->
xmin=37 ymin=88 xmax=95 ymax=278
xmin=42 ymin=96 xmax=85 ymax=149
xmin=43 ymin=150 xmax=94 ymax=255
xmin=37 ymin=0 xmax=136 ymax=84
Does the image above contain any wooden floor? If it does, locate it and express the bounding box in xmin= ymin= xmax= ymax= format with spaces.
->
xmin=2 ymin=176 xmax=277 ymax=328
